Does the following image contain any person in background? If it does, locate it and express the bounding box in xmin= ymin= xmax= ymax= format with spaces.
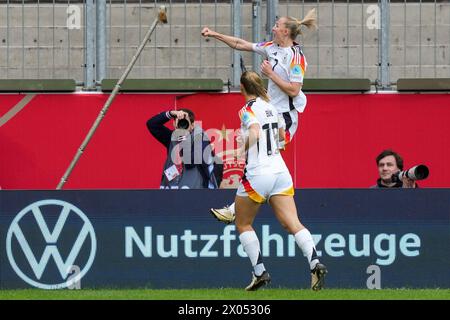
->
xmin=147 ymin=109 xmax=218 ymax=189
xmin=372 ymin=149 xmax=417 ymax=188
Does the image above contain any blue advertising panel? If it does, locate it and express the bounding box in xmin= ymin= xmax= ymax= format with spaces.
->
xmin=1 ymin=189 xmax=449 ymax=289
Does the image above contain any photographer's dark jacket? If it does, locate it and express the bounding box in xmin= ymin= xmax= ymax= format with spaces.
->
xmin=371 ymin=178 xmax=419 ymax=188
xmin=147 ymin=111 xmax=218 ymax=189
xmin=371 ymin=179 xmax=403 ymax=188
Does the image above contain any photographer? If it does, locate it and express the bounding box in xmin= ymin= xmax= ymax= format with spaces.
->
xmin=372 ymin=150 xmax=418 ymax=188
xmin=146 ymin=109 xmax=219 ymax=189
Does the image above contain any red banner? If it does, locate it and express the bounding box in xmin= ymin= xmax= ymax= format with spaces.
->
xmin=178 ymin=93 xmax=450 ymax=189
xmin=0 ymin=93 xmax=449 ymax=189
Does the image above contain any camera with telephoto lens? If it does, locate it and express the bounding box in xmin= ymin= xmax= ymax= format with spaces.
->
xmin=391 ymin=165 xmax=429 ymax=183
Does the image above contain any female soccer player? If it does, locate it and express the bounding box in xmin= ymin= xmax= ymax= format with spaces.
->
xmin=202 ymin=9 xmax=317 ymax=223
xmin=234 ymin=71 xmax=326 ymax=291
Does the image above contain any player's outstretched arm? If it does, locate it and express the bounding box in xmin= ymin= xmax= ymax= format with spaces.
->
xmin=201 ymin=27 xmax=253 ymax=52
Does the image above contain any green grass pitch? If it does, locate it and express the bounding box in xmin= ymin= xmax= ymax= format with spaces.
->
xmin=0 ymin=289 xmax=449 ymax=300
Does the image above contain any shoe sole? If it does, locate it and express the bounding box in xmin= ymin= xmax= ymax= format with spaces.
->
xmin=210 ymin=208 xmax=233 ymax=224
xmin=312 ymin=268 xmax=328 ymax=291
xmin=246 ymin=278 xmax=271 ymax=291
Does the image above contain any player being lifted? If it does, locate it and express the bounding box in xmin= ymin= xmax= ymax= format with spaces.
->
xmin=201 ymin=9 xmax=317 ymax=225
xmin=231 ymin=71 xmax=327 ymax=291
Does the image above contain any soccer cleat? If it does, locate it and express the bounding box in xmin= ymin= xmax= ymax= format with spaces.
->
xmin=311 ymin=263 xmax=328 ymax=291
xmin=210 ymin=206 xmax=235 ymax=224
xmin=245 ymin=271 xmax=271 ymax=291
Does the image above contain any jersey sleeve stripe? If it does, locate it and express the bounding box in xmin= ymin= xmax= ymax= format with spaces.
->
xmin=289 ymin=47 xmax=306 ymax=76
xmin=300 ymin=53 xmax=306 ymax=76
xmin=245 ymin=106 xmax=256 ymax=117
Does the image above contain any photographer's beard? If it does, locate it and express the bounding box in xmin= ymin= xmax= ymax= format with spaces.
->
xmin=380 ymin=171 xmax=400 ymax=187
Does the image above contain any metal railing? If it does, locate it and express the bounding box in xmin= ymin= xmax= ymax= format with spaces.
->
xmin=0 ymin=0 xmax=449 ymax=90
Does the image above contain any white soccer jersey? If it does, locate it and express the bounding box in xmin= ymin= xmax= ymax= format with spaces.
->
xmin=239 ymin=97 xmax=288 ymax=176
xmin=252 ymin=41 xmax=308 ymax=113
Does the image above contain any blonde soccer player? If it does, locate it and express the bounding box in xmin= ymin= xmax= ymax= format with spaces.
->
xmin=202 ymin=9 xmax=317 ymax=224
xmin=233 ymin=71 xmax=327 ymax=291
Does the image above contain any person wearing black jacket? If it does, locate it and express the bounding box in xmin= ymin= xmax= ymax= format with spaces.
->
xmin=371 ymin=149 xmax=417 ymax=188
xmin=146 ymin=109 xmax=219 ymax=189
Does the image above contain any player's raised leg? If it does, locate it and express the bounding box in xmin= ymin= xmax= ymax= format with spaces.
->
xmin=210 ymin=202 xmax=236 ymax=224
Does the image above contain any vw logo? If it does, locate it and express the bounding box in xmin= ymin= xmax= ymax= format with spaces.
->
xmin=6 ymin=200 xmax=97 ymax=289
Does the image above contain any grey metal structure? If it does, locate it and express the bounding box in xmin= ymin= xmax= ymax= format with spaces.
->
xmin=96 ymin=0 xmax=107 ymax=83
xmin=266 ymin=0 xmax=278 ymax=40
xmin=232 ymin=0 xmax=241 ymax=86
xmin=0 ymin=1 xmax=449 ymax=90
xmin=85 ymin=0 xmax=95 ymax=89
xmin=252 ymin=0 xmax=262 ymax=73
xmin=379 ymin=0 xmax=390 ymax=89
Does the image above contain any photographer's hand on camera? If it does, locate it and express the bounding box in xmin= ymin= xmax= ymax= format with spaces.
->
xmin=401 ymin=176 xmax=416 ymax=188
xmin=169 ymin=110 xmax=188 ymax=120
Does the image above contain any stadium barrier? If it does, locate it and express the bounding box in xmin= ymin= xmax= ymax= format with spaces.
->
xmin=260 ymin=78 xmax=372 ymax=92
xmin=100 ymin=78 xmax=372 ymax=92
xmin=0 ymin=80 xmax=77 ymax=92
xmin=100 ymin=79 xmax=225 ymax=92
xmin=396 ymin=78 xmax=450 ymax=92
xmin=302 ymin=78 xmax=372 ymax=92
xmin=1 ymin=189 xmax=449 ymax=289
xmin=5 ymin=78 xmax=450 ymax=93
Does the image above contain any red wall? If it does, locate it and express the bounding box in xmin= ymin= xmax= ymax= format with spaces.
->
xmin=0 ymin=94 xmax=25 ymax=118
xmin=1 ymin=93 xmax=449 ymax=189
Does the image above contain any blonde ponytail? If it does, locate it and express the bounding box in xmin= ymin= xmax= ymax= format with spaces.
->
xmin=299 ymin=8 xmax=317 ymax=31
xmin=285 ymin=8 xmax=317 ymax=40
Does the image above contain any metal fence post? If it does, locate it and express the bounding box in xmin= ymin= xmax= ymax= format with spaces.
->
xmin=266 ymin=0 xmax=278 ymax=41
xmin=84 ymin=0 xmax=96 ymax=90
xmin=232 ymin=0 xmax=241 ymax=87
xmin=96 ymin=0 xmax=107 ymax=84
xmin=379 ymin=0 xmax=391 ymax=89
xmin=252 ymin=0 xmax=262 ymax=73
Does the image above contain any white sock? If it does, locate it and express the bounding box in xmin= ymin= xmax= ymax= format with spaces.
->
xmin=239 ymin=231 xmax=265 ymax=276
xmin=228 ymin=202 xmax=236 ymax=215
xmin=294 ymin=228 xmax=319 ymax=270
